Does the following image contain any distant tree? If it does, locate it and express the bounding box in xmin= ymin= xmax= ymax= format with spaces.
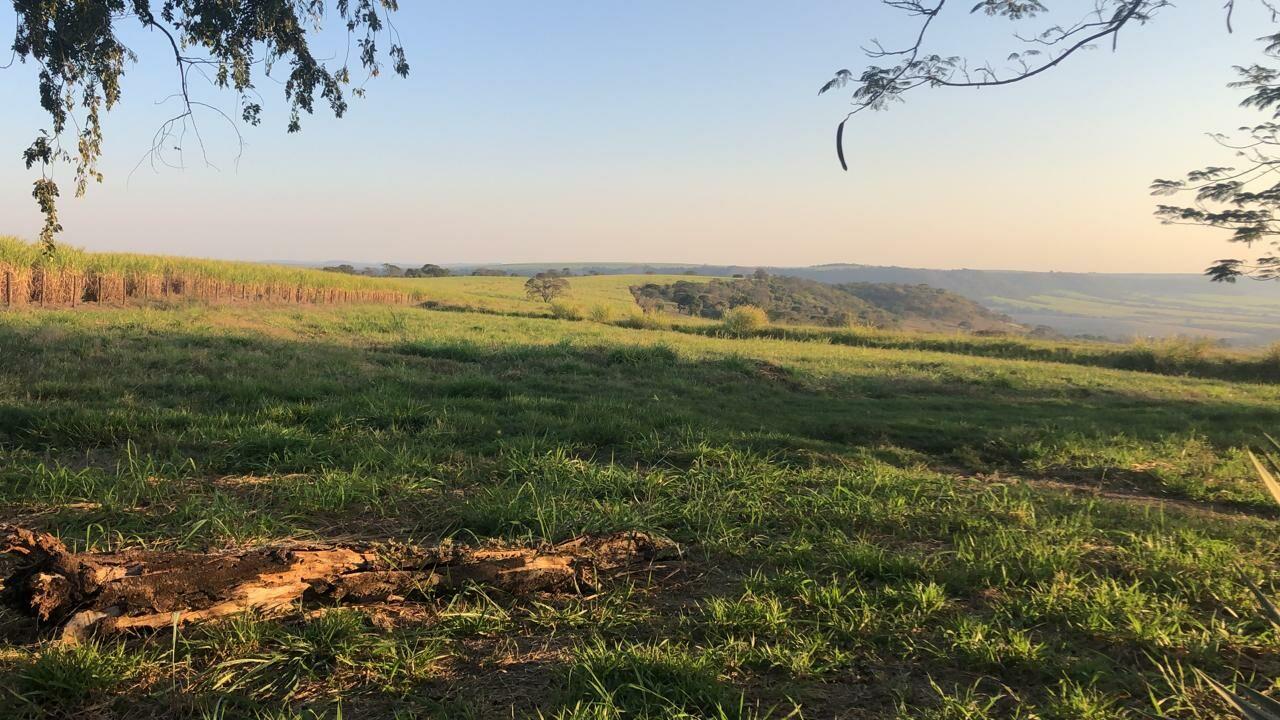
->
xmin=821 ymin=1 xmax=1279 ymax=281
xmin=670 ymin=284 xmax=704 ymax=316
xmin=381 ymin=264 xmax=405 ymax=278
xmin=471 ymin=268 xmax=510 ymax=277
xmin=752 ymin=268 xmax=770 ymax=281
xmin=404 ymin=264 xmax=451 ymax=278
xmin=525 ymin=273 xmax=570 ymax=303
xmin=10 ymin=1 xmax=409 ymax=249
xmin=322 ymin=264 xmax=357 ymax=275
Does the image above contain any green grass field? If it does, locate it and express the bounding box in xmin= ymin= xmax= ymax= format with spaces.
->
xmin=408 ymin=274 xmax=711 ymax=318
xmin=2 ymin=295 xmax=1280 ymax=718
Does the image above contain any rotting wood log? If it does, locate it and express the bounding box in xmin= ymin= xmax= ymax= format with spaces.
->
xmin=0 ymin=526 xmax=677 ymax=642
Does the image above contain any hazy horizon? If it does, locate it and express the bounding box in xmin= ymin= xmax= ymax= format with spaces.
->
xmin=1 ymin=2 xmax=1275 ymax=273
xmin=273 ymin=257 xmax=1243 ymax=277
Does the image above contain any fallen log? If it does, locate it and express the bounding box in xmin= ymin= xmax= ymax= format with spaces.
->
xmin=0 ymin=526 xmax=676 ymax=642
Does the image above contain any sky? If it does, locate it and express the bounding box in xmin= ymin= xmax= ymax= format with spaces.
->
xmin=0 ymin=2 xmax=1276 ymax=272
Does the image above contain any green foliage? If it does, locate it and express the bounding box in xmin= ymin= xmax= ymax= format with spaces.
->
xmin=405 ymin=264 xmax=452 ymax=278
xmin=839 ymin=282 xmax=1012 ymax=328
xmin=633 ymin=275 xmax=881 ymax=326
xmin=1151 ymin=30 xmax=1280 ymax=281
xmin=11 ymin=1 xmax=408 ymax=248
xmin=632 ymin=275 xmax=1014 ymax=331
xmin=821 ymin=1 xmax=1279 ymax=282
xmin=8 ymin=642 xmax=152 ymax=715
xmin=721 ymin=305 xmax=769 ymax=335
xmin=558 ymin=641 xmax=759 ymax=720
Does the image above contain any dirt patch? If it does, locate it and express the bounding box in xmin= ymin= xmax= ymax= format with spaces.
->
xmin=752 ymin=360 xmax=805 ymax=390
xmin=0 ymin=526 xmax=678 ymax=642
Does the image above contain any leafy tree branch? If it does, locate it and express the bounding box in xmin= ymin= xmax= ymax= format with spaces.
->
xmin=9 ymin=1 xmax=409 ymax=251
xmin=822 ymin=1 xmax=1280 ymax=281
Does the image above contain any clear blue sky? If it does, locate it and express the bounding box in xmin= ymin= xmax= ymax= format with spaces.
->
xmin=0 ymin=2 xmax=1273 ymax=271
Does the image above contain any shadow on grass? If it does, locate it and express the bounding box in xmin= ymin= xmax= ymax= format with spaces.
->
xmin=665 ymin=322 xmax=1280 ymax=385
xmin=0 ymin=321 xmax=1275 ymax=481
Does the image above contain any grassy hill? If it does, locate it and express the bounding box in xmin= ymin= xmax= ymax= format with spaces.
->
xmin=1 ymin=285 xmax=1280 ymax=717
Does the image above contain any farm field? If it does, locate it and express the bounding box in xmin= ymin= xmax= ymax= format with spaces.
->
xmin=983 ymin=291 xmax=1280 ymax=346
xmin=1 ymin=299 xmax=1280 ymax=719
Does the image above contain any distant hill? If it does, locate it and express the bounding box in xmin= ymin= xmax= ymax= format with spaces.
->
xmin=630 ymin=275 xmax=1021 ymax=333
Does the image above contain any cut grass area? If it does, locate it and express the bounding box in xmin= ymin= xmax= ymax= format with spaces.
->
xmin=1 ymin=304 xmax=1279 ymax=718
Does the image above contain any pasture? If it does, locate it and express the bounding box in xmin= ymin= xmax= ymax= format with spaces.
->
xmin=0 ymin=299 xmax=1278 ymax=719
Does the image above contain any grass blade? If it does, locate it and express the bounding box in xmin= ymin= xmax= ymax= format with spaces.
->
xmin=1197 ymin=669 xmax=1280 ymax=720
xmin=1244 ymin=577 xmax=1280 ymax=630
xmin=1248 ymin=450 xmax=1280 ymax=506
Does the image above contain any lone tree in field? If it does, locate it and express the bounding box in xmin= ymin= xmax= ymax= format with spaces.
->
xmin=8 ymin=1 xmax=408 ymax=250
xmin=525 ymin=273 xmax=570 ymax=303
xmin=821 ymin=1 xmax=1280 ymax=281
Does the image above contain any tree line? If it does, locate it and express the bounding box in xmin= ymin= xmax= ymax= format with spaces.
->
xmin=322 ymin=264 xmax=515 ymax=278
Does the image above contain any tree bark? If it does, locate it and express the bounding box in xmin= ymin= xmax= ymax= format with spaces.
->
xmin=0 ymin=526 xmax=676 ymax=643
